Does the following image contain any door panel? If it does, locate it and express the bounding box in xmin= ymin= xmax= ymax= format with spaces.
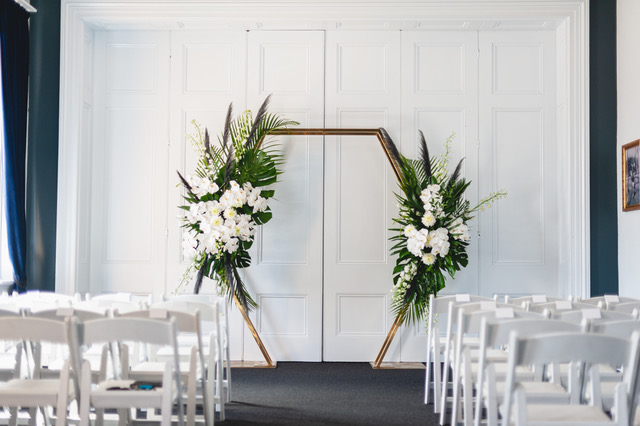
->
xmin=167 ymin=30 xmax=248 ymax=360
xmin=323 ymin=31 xmax=401 ymax=361
xmin=90 ymin=31 xmax=170 ymax=295
xmin=398 ymin=31 xmax=480 ymax=362
xmin=244 ymin=31 xmax=325 ymax=361
xmin=478 ymin=30 xmax=557 ymax=297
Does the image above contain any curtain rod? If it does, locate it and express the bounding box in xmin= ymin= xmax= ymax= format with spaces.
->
xmin=14 ymin=0 xmax=37 ymax=13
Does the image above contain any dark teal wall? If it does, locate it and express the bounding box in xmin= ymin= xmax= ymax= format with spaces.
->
xmin=26 ymin=0 xmax=59 ymax=291
xmin=589 ymin=0 xmax=619 ymax=296
xmin=26 ymin=3 xmax=619 ymax=295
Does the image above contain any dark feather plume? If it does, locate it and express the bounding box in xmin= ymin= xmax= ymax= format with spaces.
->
xmin=224 ymin=144 xmax=235 ymax=186
xmin=418 ymin=130 xmax=432 ymax=179
xmin=193 ymin=261 xmax=205 ymax=294
xmin=447 ymin=158 xmax=465 ymax=188
xmin=245 ymin=94 xmax=271 ymax=149
xmin=177 ymin=171 xmax=198 ymax=199
xmin=378 ymin=128 xmax=403 ymax=168
xmin=201 ymin=130 xmax=211 ymax=166
xmin=221 ymin=103 xmax=233 ymax=154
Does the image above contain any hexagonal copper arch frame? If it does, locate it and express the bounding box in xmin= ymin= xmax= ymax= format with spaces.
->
xmin=234 ymin=128 xmax=405 ymax=368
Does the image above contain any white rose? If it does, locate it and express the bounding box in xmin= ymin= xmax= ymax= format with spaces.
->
xmin=422 ymin=252 xmax=436 ymax=265
xmin=422 ymin=211 xmax=436 ymax=227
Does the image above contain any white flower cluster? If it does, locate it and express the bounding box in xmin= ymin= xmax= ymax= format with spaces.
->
xmin=420 ymin=184 xmax=444 ymax=223
xmin=182 ymin=179 xmax=269 ymax=258
xmin=449 ymin=217 xmax=470 ymax=242
xmin=403 ymin=184 xmax=470 ymax=265
xmin=391 ymin=261 xmax=418 ymax=304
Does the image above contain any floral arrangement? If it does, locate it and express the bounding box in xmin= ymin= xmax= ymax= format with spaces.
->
xmin=380 ymin=130 xmax=507 ymax=325
xmin=177 ymin=96 xmax=297 ymax=312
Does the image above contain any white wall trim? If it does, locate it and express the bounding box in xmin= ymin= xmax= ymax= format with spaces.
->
xmin=56 ymin=0 xmax=590 ymax=297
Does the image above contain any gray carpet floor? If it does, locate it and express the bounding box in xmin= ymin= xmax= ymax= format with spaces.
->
xmin=220 ymin=362 xmax=441 ymax=425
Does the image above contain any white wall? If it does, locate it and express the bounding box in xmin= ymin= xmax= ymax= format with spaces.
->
xmin=617 ymin=0 xmax=640 ymax=297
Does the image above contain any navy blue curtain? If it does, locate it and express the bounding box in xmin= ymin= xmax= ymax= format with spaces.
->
xmin=0 ymin=0 xmax=29 ymax=293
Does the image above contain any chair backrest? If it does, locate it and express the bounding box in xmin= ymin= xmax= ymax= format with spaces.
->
xmin=503 ymin=331 xmax=640 ymax=426
xmin=0 ymin=316 xmax=81 ymax=390
xmin=119 ymin=308 xmax=201 ymax=335
xmin=26 ymin=307 xmax=108 ymax=322
xmin=579 ymin=295 xmax=638 ymax=306
xmin=527 ymin=300 xmax=594 ymax=313
xmin=591 ymin=319 xmax=640 ymax=337
xmin=482 ymin=317 xmax=584 ymax=349
xmin=0 ymin=316 xmax=74 ymax=344
xmin=81 ymin=317 xmax=178 ymax=347
xmin=88 ymin=292 xmax=132 ymax=303
xmin=609 ymin=301 xmax=640 ymax=314
xmin=553 ymin=308 xmax=634 ymax=325
xmin=505 ymin=294 xmax=564 ymax=304
xmin=75 ymin=299 xmax=143 ymax=314
xmin=152 ymin=299 xmax=219 ymax=324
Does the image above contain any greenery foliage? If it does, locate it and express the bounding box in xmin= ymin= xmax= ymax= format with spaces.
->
xmin=177 ymin=96 xmax=297 ymax=311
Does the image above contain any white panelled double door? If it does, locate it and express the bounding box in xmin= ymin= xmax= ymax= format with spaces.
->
xmin=90 ymin=29 xmax=558 ymax=362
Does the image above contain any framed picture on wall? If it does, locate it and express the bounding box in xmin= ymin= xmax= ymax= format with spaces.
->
xmin=623 ymin=139 xmax=640 ymax=211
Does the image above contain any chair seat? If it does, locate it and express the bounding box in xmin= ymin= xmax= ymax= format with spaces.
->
xmin=470 ymin=348 xmax=509 ymax=362
xmin=468 ymin=363 xmax=535 ymax=381
xmin=0 ymin=378 xmax=73 ymax=405
xmin=91 ymin=379 xmax=170 ymax=409
xmin=517 ymin=404 xmax=611 ymax=424
xmin=130 ymin=361 xmax=198 ymax=382
xmin=557 ymin=363 xmax=620 ymax=380
xmin=492 ymin=381 xmax=570 ymax=403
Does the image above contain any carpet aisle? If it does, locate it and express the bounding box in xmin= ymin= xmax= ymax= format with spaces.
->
xmin=220 ymin=362 xmax=441 ymax=425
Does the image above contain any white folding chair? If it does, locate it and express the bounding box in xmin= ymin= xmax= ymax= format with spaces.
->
xmin=119 ymin=308 xmax=212 ymax=426
xmin=475 ymin=317 xmax=584 ymax=426
xmin=502 ymin=331 xmax=640 ymax=426
xmin=424 ymin=293 xmax=495 ymax=411
xmin=439 ymin=299 xmax=520 ymax=424
xmin=0 ymin=308 xmax=23 ymax=383
xmin=164 ymin=294 xmax=232 ymax=404
xmin=26 ymin=307 xmax=112 ymax=384
xmin=590 ymin=320 xmax=640 ymax=415
xmin=578 ymin=295 xmax=638 ymax=309
xmin=0 ymin=316 xmax=80 ymax=426
xmin=155 ymin=299 xmax=226 ymax=421
xmin=77 ymin=317 xmax=185 ymax=426
xmin=450 ymin=307 xmax=544 ymax=426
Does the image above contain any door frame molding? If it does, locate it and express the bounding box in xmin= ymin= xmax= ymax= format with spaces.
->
xmin=56 ymin=0 xmax=589 ymax=299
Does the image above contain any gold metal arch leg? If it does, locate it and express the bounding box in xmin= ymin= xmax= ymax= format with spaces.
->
xmin=371 ymin=314 xmax=403 ymax=369
xmin=233 ymin=295 xmax=277 ymax=368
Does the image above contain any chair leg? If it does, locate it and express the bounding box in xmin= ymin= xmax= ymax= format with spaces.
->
xmin=117 ymin=409 xmax=128 ymax=426
xmin=433 ymin=347 xmax=442 ymax=413
xmin=440 ymin=346 xmax=452 ymax=425
xmin=8 ymin=407 xmax=18 ymax=426
xmin=96 ymin=408 xmax=104 ymax=426
xmin=27 ymin=408 xmax=37 ymax=426
xmin=187 ymin=376 xmax=196 ymax=425
xmin=79 ymin=361 xmax=92 ymax=426
xmin=217 ymin=356 xmax=225 ymax=421
xmin=224 ymin=350 xmax=231 ymax=402
xmin=425 ymin=333 xmax=433 ymax=405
